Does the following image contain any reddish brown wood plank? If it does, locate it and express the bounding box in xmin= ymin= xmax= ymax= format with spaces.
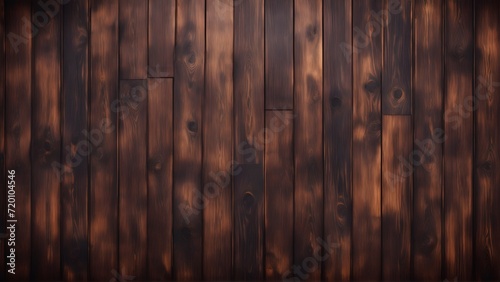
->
xmin=147 ymin=78 xmax=173 ymax=280
xmin=173 ymin=0 xmax=204 ymax=279
xmin=265 ymin=0 xmax=293 ymax=109
xmin=264 ymin=110 xmax=294 ymax=280
xmin=61 ymin=1 xmax=89 ymax=280
xmin=323 ymin=0 xmax=352 ymax=280
xmin=119 ymin=0 xmax=147 ymax=79
xmin=382 ymin=116 xmax=412 ymax=280
xmin=0 ymin=2 xmax=5 ymax=279
xmin=475 ymin=0 xmax=500 ymax=279
xmin=89 ymin=0 xmax=119 ymax=279
xmin=293 ymin=0 xmax=323 ymax=280
xmin=148 ymin=0 xmax=175 ymax=78
xmin=31 ymin=1 xmax=61 ymax=278
xmin=444 ymin=0 xmax=473 ymax=280
xmin=413 ymin=0 xmax=443 ymax=279
xmin=352 ymin=0 xmax=382 ymax=279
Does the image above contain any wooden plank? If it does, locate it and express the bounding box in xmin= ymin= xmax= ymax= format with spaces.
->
xmin=265 ymin=0 xmax=293 ymax=109
xmin=89 ymin=0 xmax=118 ymax=279
xmin=293 ymin=0 xmax=323 ymax=280
xmin=352 ymin=0 xmax=382 ymax=279
xmin=203 ymin=0 xmax=233 ymax=279
xmin=382 ymin=0 xmax=412 ymax=115
xmin=148 ymin=0 xmax=175 ymax=77
xmin=474 ymin=0 xmax=500 ymax=279
xmin=147 ymin=78 xmax=173 ymax=280
xmin=233 ymin=0 xmax=264 ymax=279
xmin=118 ymin=80 xmax=148 ymax=279
xmin=323 ymin=0 xmax=352 ymax=280
xmin=382 ymin=116 xmax=412 ymax=280
xmin=31 ymin=1 xmax=61 ymax=278
xmin=412 ymin=0 xmax=443 ymax=279
xmin=0 ymin=2 xmax=5 ymax=279
xmin=444 ymin=0 xmax=473 ymax=280
xmin=61 ymin=1 xmax=89 ymax=280
xmin=119 ymin=0 xmax=147 ymax=79
xmin=173 ymin=0 xmax=204 ymax=279
xmin=264 ymin=110 xmax=293 ymax=280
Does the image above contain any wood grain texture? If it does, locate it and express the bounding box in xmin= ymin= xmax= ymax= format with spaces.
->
xmin=148 ymin=0 xmax=175 ymax=78
xmin=173 ymin=0 xmax=204 ymax=279
xmin=61 ymin=1 xmax=89 ymax=280
xmin=323 ymin=0 xmax=352 ymax=280
xmin=265 ymin=110 xmax=293 ymax=280
xmin=352 ymin=0 xmax=382 ymax=279
xmin=119 ymin=0 xmax=147 ymax=79
xmin=89 ymin=0 xmax=118 ymax=279
xmin=147 ymin=78 xmax=173 ymax=280
xmin=413 ymin=0 xmax=443 ymax=279
xmin=31 ymin=1 xmax=61 ymax=278
xmin=382 ymin=116 xmax=412 ymax=280
xmin=233 ymin=0 xmax=264 ymax=279
xmin=444 ymin=0 xmax=473 ymax=280
xmin=294 ymin=0 xmax=323 ymax=280
xmin=265 ymin=0 xmax=293 ymax=109
xmin=0 ymin=2 xmax=5 ymax=279
xmin=475 ymin=0 xmax=500 ymax=279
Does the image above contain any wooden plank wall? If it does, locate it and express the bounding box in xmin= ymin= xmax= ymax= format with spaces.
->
xmin=1 ymin=0 xmax=500 ymax=281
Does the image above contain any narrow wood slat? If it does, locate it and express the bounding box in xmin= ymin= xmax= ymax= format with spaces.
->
xmin=323 ymin=0 xmax=352 ymax=280
xmin=173 ymin=0 xmax=204 ymax=279
xmin=148 ymin=0 xmax=175 ymax=77
xmin=119 ymin=0 xmax=147 ymax=79
xmin=89 ymin=0 xmax=119 ymax=279
xmin=0 ymin=2 xmax=5 ymax=279
xmin=293 ymin=0 xmax=323 ymax=280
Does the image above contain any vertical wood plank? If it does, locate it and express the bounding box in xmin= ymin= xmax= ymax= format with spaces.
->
xmin=89 ymin=0 xmax=118 ymax=279
xmin=444 ymin=0 xmax=473 ymax=280
xmin=265 ymin=0 xmax=293 ymax=109
xmin=0 ymin=2 xmax=5 ymax=279
xmin=148 ymin=0 xmax=175 ymax=77
xmin=352 ymin=0 xmax=382 ymax=279
xmin=413 ymin=0 xmax=443 ymax=279
xmin=264 ymin=110 xmax=294 ymax=280
xmin=61 ymin=1 xmax=89 ymax=280
xmin=118 ymin=80 xmax=148 ymax=279
xmin=233 ymin=0 xmax=265 ymax=279
xmin=119 ymin=0 xmax=147 ymax=79
xmin=382 ymin=116 xmax=412 ymax=280
xmin=294 ymin=0 xmax=323 ymax=280
xmin=173 ymin=0 xmax=204 ymax=279
xmin=31 ymin=0 xmax=61 ymax=278
xmin=323 ymin=0 xmax=352 ymax=280
xmin=147 ymin=78 xmax=173 ymax=280
xmin=475 ymin=0 xmax=500 ymax=279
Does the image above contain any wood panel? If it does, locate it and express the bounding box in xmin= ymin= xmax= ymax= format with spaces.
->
xmin=173 ymin=0 xmax=204 ymax=279
xmin=475 ymin=0 xmax=500 ymax=279
xmin=89 ymin=0 xmax=118 ymax=279
xmin=323 ymin=0 xmax=352 ymax=280
xmin=147 ymin=78 xmax=173 ymax=280
xmin=265 ymin=0 xmax=293 ymax=109
xmin=444 ymin=0 xmax=473 ymax=280
xmin=412 ymin=0 xmax=443 ymax=279
xmin=148 ymin=0 xmax=175 ymax=78
xmin=31 ymin=1 xmax=61 ymax=278
xmin=352 ymin=0 xmax=382 ymax=279
xmin=119 ymin=0 xmax=147 ymax=79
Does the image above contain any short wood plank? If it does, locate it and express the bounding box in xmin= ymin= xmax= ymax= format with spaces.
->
xmin=148 ymin=0 xmax=175 ymax=77
xmin=119 ymin=0 xmax=147 ymax=79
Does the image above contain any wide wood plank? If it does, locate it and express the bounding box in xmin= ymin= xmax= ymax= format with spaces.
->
xmin=474 ymin=0 xmax=500 ymax=279
xmin=147 ymin=78 xmax=173 ymax=280
xmin=148 ymin=0 xmax=175 ymax=77
xmin=173 ymin=0 xmax=204 ymax=279
xmin=31 ymin=2 xmax=61 ymax=278
xmin=119 ymin=0 xmax=147 ymax=79
xmin=323 ymin=0 xmax=352 ymax=280
xmin=265 ymin=0 xmax=293 ymax=109
xmin=413 ymin=0 xmax=443 ymax=279
xmin=444 ymin=0 xmax=473 ymax=280
xmin=293 ymin=0 xmax=323 ymax=280
xmin=352 ymin=0 xmax=382 ymax=279
xmin=89 ymin=0 xmax=119 ymax=279
xmin=61 ymin=1 xmax=89 ymax=280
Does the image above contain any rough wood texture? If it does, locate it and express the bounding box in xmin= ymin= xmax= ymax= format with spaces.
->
xmin=148 ymin=0 xmax=175 ymax=78
xmin=119 ymin=0 xmax=147 ymax=79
